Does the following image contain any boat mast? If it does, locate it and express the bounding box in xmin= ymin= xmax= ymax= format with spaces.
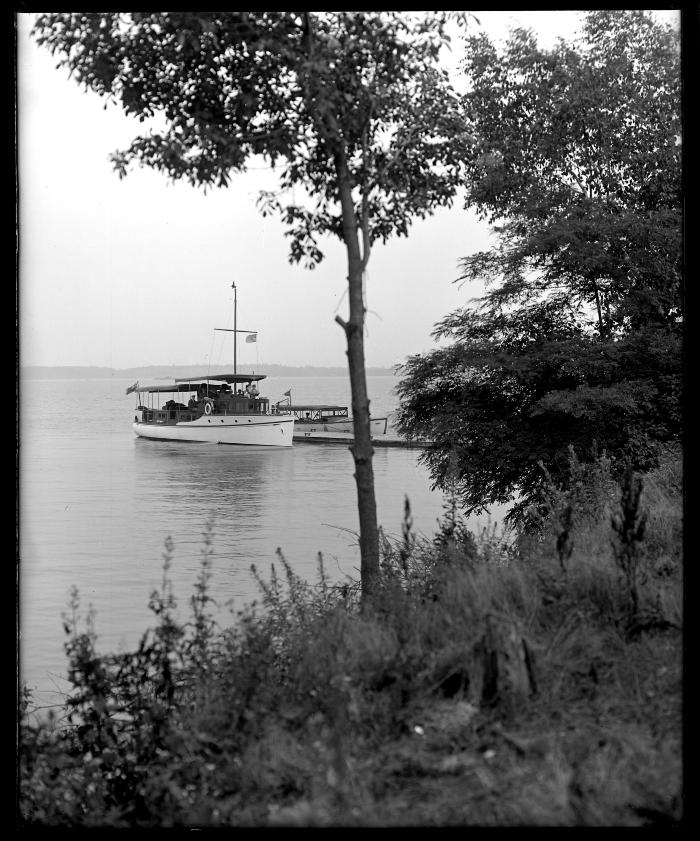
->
xmin=216 ymin=282 xmax=255 ymax=377
xmin=232 ymin=280 xmax=237 ymax=376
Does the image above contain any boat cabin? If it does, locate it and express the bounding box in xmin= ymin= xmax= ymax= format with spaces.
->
xmin=135 ymin=373 xmax=272 ymax=425
xmin=283 ymin=404 xmax=350 ymax=423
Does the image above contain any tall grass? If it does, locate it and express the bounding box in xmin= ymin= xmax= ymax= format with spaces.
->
xmin=18 ymin=451 xmax=682 ymax=827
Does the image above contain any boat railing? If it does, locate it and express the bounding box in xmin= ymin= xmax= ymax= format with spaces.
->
xmin=140 ymin=396 xmax=274 ymax=424
xmin=141 ymin=408 xmax=200 ymax=424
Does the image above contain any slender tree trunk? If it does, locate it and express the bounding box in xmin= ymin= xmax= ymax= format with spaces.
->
xmin=301 ymin=13 xmax=379 ymax=594
xmin=592 ymin=280 xmax=606 ymax=338
xmin=333 ymin=147 xmax=380 ymax=595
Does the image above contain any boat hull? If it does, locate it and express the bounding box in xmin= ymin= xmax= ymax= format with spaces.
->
xmin=133 ymin=415 xmax=295 ymax=446
xmin=294 ymin=417 xmax=388 ymax=435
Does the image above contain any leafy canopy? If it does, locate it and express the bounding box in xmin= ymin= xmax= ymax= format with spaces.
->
xmin=396 ymin=10 xmax=682 ymax=523
xmin=396 ymin=310 xmax=681 ymax=521
xmin=33 ymin=12 xmax=472 ymax=268
xmin=457 ymin=9 xmax=681 ymax=336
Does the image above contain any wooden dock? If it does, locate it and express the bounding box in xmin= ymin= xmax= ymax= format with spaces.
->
xmin=292 ymin=430 xmax=428 ymax=448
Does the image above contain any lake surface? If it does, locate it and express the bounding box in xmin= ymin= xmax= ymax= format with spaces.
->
xmin=19 ymin=375 xmax=506 ymax=709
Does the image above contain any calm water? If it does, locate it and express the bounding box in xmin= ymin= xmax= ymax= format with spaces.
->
xmin=19 ymin=375 xmax=504 ymax=709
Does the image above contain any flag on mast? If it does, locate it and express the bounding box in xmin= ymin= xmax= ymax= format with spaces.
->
xmin=283 ymin=389 xmax=291 ymax=397
xmin=245 ymin=333 xmax=257 ymax=343
xmin=125 ymin=381 xmax=139 ymax=395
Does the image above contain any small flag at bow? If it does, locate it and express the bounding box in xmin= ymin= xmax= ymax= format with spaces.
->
xmin=125 ymin=381 xmax=139 ymax=395
xmin=283 ymin=389 xmax=291 ymax=397
xmin=246 ymin=333 xmax=257 ymax=343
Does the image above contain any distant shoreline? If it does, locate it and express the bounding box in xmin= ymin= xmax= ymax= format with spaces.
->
xmin=20 ymin=364 xmax=397 ymax=380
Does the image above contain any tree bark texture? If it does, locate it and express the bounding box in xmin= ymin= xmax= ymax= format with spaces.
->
xmin=333 ymin=147 xmax=380 ymax=594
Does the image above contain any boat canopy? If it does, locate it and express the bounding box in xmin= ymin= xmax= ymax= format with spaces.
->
xmin=136 ymin=373 xmax=267 ymax=395
xmin=174 ymin=372 xmax=266 ymax=384
xmin=136 ymin=383 xmax=205 ymax=395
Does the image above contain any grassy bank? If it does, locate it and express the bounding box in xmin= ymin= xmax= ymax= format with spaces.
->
xmin=18 ymin=452 xmax=683 ymax=827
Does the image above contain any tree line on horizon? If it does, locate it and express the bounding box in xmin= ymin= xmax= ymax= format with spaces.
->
xmin=21 ymin=363 xmax=397 ymax=378
xmin=32 ymin=10 xmax=681 ymax=594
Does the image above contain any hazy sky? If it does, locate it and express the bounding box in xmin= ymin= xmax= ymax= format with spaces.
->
xmin=17 ymin=10 xmax=679 ymax=371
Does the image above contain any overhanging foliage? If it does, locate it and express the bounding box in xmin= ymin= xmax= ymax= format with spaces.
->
xmin=396 ymin=10 xmax=682 ymax=523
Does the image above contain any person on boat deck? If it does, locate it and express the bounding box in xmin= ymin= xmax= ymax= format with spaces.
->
xmin=245 ymin=382 xmax=253 ymax=397
xmin=188 ymin=395 xmax=197 ymax=408
xmin=250 ymin=383 xmax=259 ymax=397
xmin=236 ymin=388 xmax=244 ymax=396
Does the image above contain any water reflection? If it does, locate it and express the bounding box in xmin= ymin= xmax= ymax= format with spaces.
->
xmin=133 ymin=438 xmax=294 ymax=524
xmin=132 ymin=439 xmax=301 ymax=600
